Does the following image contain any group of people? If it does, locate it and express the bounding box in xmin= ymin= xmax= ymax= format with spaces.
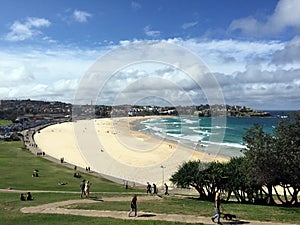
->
xmin=20 ymin=192 xmax=33 ymax=201
xmin=80 ymin=179 xmax=91 ymax=198
xmin=146 ymin=182 xmax=169 ymax=195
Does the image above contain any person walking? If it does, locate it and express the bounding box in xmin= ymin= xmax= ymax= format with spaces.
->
xmin=128 ymin=194 xmax=138 ymax=217
xmin=153 ymin=183 xmax=157 ymax=195
xmin=80 ymin=179 xmax=85 ymax=198
xmin=211 ymin=192 xmax=221 ymax=224
xmin=164 ymin=183 xmax=169 ymax=195
xmin=146 ymin=182 xmax=152 ymax=194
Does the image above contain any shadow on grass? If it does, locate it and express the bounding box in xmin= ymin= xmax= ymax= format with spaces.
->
xmin=220 ymin=220 xmax=249 ymax=224
xmin=89 ymin=196 xmax=104 ymax=201
xmin=138 ymin=213 xmax=156 ymax=217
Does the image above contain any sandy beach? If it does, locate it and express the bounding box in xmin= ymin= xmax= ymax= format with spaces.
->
xmin=34 ymin=116 xmax=229 ymax=187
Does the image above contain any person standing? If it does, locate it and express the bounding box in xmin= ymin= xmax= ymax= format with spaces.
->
xmin=211 ymin=192 xmax=221 ymax=224
xmin=80 ymin=179 xmax=85 ymax=198
xmin=84 ymin=180 xmax=91 ymax=198
xmin=128 ymin=194 xmax=138 ymax=217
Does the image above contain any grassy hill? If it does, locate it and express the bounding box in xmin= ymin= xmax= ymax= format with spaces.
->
xmin=0 ymin=141 xmax=299 ymax=225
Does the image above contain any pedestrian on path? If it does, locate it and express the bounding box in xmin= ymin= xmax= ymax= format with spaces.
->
xmin=128 ymin=194 xmax=138 ymax=217
xmin=164 ymin=183 xmax=169 ymax=195
xmin=80 ymin=179 xmax=85 ymax=198
xmin=153 ymin=183 xmax=157 ymax=195
xmin=146 ymin=182 xmax=151 ymax=194
xmin=211 ymin=192 xmax=221 ymax=224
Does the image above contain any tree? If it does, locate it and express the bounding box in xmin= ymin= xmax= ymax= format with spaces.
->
xmin=242 ymin=124 xmax=278 ymax=205
xmin=223 ymin=157 xmax=253 ymax=203
xmin=170 ymin=160 xmax=226 ymax=201
xmin=203 ymin=161 xmax=227 ymax=200
xmin=170 ymin=160 xmax=209 ymax=200
xmin=273 ymin=114 xmax=300 ymax=205
xmin=242 ymin=114 xmax=300 ymax=206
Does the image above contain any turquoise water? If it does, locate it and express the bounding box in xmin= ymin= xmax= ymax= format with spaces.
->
xmin=133 ymin=116 xmax=283 ymax=157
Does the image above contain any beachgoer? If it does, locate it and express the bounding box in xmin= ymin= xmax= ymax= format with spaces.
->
xmin=74 ymin=172 xmax=81 ymax=178
xmin=27 ymin=192 xmax=33 ymax=200
xmin=211 ymin=192 xmax=221 ymax=224
xmin=80 ymin=179 xmax=86 ymax=198
xmin=84 ymin=180 xmax=91 ymax=198
xmin=20 ymin=193 xmax=26 ymax=201
xmin=153 ymin=183 xmax=157 ymax=195
xmin=164 ymin=183 xmax=169 ymax=195
xmin=146 ymin=182 xmax=152 ymax=194
xmin=128 ymin=194 xmax=137 ymax=217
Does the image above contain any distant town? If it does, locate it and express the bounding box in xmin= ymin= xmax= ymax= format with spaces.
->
xmin=0 ymin=99 xmax=271 ymax=121
xmin=0 ymin=99 xmax=273 ymax=122
xmin=0 ymin=99 xmax=293 ymax=141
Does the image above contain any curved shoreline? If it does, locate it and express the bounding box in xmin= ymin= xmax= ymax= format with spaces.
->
xmin=34 ymin=116 xmax=229 ymax=186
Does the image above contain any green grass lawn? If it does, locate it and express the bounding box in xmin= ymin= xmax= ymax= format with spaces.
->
xmin=0 ymin=119 xmax=12 ymax=126
xmin=0 ymin=141 xmax=133 ymax=192
xmin=67 ymin=197 xmax=300 ymax=224
xmin=0 ymin=140 xmax=299 ymax=225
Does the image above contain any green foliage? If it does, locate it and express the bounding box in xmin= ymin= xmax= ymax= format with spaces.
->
xmin=170 ymin=160 xmax=227 ymax=201
xmin=223 ymin=157 xmax=252 ymax=203
xmin=0 ymin=119 xmax=12 ymax=126
xmin=241 ymin=114 xmax=300 ymax=205
xmin=171 ymin=113 xmax=300 ymax=206
xmin=170 ymin=160 xmax=209 ymax=200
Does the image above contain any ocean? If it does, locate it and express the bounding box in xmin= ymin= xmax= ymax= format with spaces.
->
xmin=132 ymin=111 xmax=296 ymax=158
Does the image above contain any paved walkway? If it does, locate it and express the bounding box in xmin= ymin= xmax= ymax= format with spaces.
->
xmin=18 ymin=195 xmax=298 ymax=225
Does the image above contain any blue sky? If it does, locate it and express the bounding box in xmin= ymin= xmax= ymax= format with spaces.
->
xmin=1 ymin=0 xmax=300 ymax=110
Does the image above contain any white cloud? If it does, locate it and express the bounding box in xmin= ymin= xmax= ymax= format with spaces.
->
xmin=229 ymin=0 xmax=300 ymax=36
xmin=5 ymin=17 xmax=51 ymax=41
xmin=271 ymin=36 xmax=300 ymax=65
xmin=0 ymin=38 xmax=299 ymax=109
xmin=131 ymin=1 xmax=141 ymax=10
xmin=73 ymin=10 xmax=92 ymax=23
xmin=144 ymin=26 xmax=161 ymax=37
xmin=182 ymin=21 xmax=198 ymax=29
xmin=0 ymin=47 xmax=100 ymax=102
xmin=215 ymin=65 xmax=300 ymax=109
xmin=166 ymin=38 xmax=284 ymax=74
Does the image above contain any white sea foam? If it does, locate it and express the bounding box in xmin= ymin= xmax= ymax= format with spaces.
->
xmin=193 ymin=129 xmax=211 ymax=136
xmin=180 ymin=134 xmax=204 ymax=142
xmin=136 ymin=116 xmax=278 ymax=158
xmin=182 ymin=119 xmax=197 ymax=124
xmin=202 ymin=140 xmax=246 ymax=149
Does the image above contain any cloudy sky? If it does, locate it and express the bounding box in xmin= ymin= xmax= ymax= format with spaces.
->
xmin=1 ymin=0 xmax=300 ymax=110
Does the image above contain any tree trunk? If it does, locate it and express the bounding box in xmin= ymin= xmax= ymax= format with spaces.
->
xmin=267 ymin=185 xmax=276 ymax=205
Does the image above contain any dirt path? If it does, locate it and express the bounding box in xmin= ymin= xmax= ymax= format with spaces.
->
xmin=19 ymin=196 xmax=298 ymax=225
